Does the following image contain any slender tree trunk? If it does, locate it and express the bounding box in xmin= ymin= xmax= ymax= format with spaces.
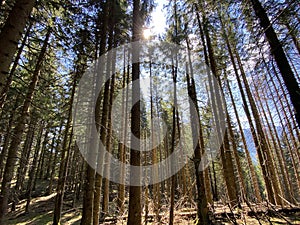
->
xmin=227 ymin=112 xmax=246 ymax=201
xmin=226 ymin=80 xmax=262 ymax=202
xmin=25 ymin=120 xmax=44 ymax=213
xmin=52 ymin=75 xmax=77 ymax=224
xmin=0 ymin=96 xmax=19 ymax=182
xmin=169 ymin=64 xmax=177 ymax=225
xmin=34 ymin=127 xmax=49 ymax=190
xmin=45 ymin=132 xmax=56 ymax=179
xmin=117 ymin=53 xmax=130 ymax=215
xmin=91 ymin=3 xmax=110 ymax=224
xmin=234 ymin=46 xmax=283 ymax=205
xmin=0 ymin=22 xmax=32 ymax=109
xmin=0 ymin=0 xmax=35 ymax=96
xmin=0 ymin=28 xmax=51 ymax=224
xmin=198 ymin=2 xmax=239 ymax=207
xmin=266 ymin=72 xmax=300 ymax=192
xmin=262 ymin=56 xmax=300 ymax=150
xmin=38 ymin=127 xmax=49 ymax=179
xmin=150 ymin=60 xmax=161 ymax=222
xmin=47 ymin=122 xmax=63 ymax=195
xmin=101 ymin=30 xmax=116 ymax=220
xmin=127 ymin=0 xmax=142 ymax=223
xmin=250 ymin=0 xmax=300 ymax=127
xmin=254 ymin=82 xmax=294 ymax=203
xmin=186 ymin=49 xmax=210 ymax=223
xmin=195 ymin=2 xmax=220 ymax=208
xmin=12 ymin=117 xmax=36 ymax=211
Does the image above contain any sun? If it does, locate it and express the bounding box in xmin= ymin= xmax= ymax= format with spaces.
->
xmin=143 ymin=28 xmax=151 ymax=39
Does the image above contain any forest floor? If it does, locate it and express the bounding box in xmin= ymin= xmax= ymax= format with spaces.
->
xmin=3 ymin=180 xmax=300 ymax=224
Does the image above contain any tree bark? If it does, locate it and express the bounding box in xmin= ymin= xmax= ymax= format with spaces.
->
xmin=0 ymin=22 xmax=32 ymax=109
xmin=0 ymin=96 xmax=19 ymax=183
xmin=117 ymin=55 xmax=130 ymax=215
xmin=250 ymin=0 xmax=300 ymax=127
xmin=127 ymin=0 xmax=142 ymax=223
xmin=91 ymin=3 xmax=110 ymax=224
xmin=186 ymin=44 xmax=210 ymax=223
xmin=234 ymin=46 xmax=283 ymax=205
xmin=226 ymin=80 xmax=262 ymax=202
xmin=12 ymin=116 xmax=36 ymax=211
xmin=101 ymin=27 xmax=116 ymax=220
xmin=0 ymin=27 xmax=51 ymax=224
xmin=0 ymin=0 xmax=35 ymax=96
xmin=52 ymin=75 xmax=77 ymax=225
xmin=47 ymin=122 xmax=63 ymax=195
xmin=25 ymin=120 xmax=44 ymax=213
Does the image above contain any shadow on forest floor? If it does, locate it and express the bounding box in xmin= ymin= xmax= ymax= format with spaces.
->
xmin=4 ymin=179 xmax=81 ymax=225
xmin=3 ymin=179 xmax=300 ymax=224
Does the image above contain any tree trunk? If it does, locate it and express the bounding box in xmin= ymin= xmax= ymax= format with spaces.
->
xmin=25 ymin=120 xmax=44 ymax=213
xmin=92 ymin=2 xmax=110 ymax=224
xmin=127 ymin=0 xmax=142 ymax=223
xmin=52 ymin=75 xmax=77 ymax=225
xmin=0 ymin=0 xmax=35 ymax=96
xmin=0 ymin=96 xmax=19 ymax=182
xmin=169 ymin=65 xmax=177 ymax=225
xmin=12 ymin=116 xmax=36 ymax=211
xmin=250 ymin=0 xmax=300 ymax=127
xmin=33 ymin=127 xmax=49 ymax=190
xmin=186 ymin=42 xmax=210 ymax=224
xmin=45 ymin=132 xmax=56 ymax=180
xmin=0 ymin=22 xmax=32 ymax=109
xmin=226 ymin=80 xmax=262 ymax=202
xmin=150 ymin=60 xmax=161 ymax=222
xmin=47 ymin=121 xmax=63 ymax=195
xmin=101 ymin=30 xmax=116 ymax=220
xmin=255 ymin=82 xmax=295 ymax=203
xmin=0 ymin=28 xmax=50 ymax=224
xmin=117 ymin=55 xmax=130 ymax=215
xmin=227 ymin=112 xmax=247 ymax=201
xmin=234 ymin=46 xmax=283 ymax=205
xmin=38 ymin=127 xmax=49 ymax=179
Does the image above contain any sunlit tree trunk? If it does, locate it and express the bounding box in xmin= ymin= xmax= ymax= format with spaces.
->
xmin=227 ymin=111 xmax=247 ymax=201
xmin=250 ymin=0 xmax=300 ymax=127
xmin=226 ymin=80 xmax=262 ymax=202
xmin=234 ymin=45 xmax=283 ymax=205
xmin=254 ymin=82 xmax=294 ymax=203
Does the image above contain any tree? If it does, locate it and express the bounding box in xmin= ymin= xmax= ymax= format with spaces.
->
xmin=186 ymin=38 xmax=210 ymax=224
xmin=52 ymin=76 xmax=77 ymax=225
xmin=0 ymin=27 xmax=51 ymax=224
xmin=250 ymin=0 xmax=300 ymax=127
xmin=127 ymin=0 xmax=142 ymax=224
xmin=0 ymin=0 xmax=35 ymax=101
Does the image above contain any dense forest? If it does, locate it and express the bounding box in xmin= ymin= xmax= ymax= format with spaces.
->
xmin=0 ymin=0 xmax=300 ymax=224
